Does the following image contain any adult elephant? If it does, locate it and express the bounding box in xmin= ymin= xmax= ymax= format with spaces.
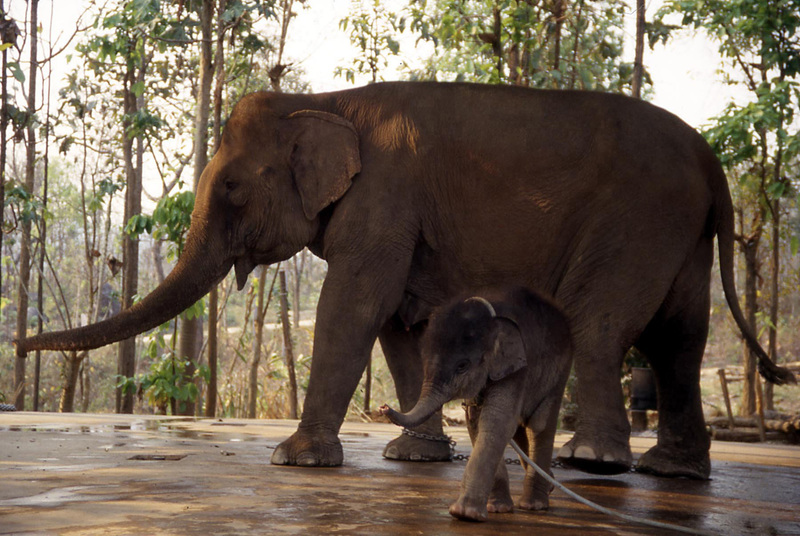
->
xmin=19 ymin=82 xmax=794 ymax=479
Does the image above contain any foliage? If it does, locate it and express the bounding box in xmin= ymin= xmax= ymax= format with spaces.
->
xmin=3 ymin=180 xmax=46 ymax=230
xmin=336 ymin=0 xmax=404 ymax=84
xmin=126 ymin=189 xmax=195 ymax=259
xmin=656 ymin=0 xmax=800 ymax=181
xmin=656 ymin=0 xmax=800 ymax=414
xmin=117 ymin=327 xmax=207 ymax=414
xmin=405 ymin=0 xmax=635 ymax=91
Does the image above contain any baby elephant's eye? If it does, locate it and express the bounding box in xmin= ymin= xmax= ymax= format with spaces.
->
xmin=455 ymin=360 xmax=470 ymax=374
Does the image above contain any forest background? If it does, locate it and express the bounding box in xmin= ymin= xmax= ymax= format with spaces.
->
xmin=0 ymin=0 xmax=798 ymax=425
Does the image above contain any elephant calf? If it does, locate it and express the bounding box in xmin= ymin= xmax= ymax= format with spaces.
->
xmin=380 ymin=286 xmax=572 ymax=522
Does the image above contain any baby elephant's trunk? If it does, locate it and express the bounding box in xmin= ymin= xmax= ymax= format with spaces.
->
xmin=380 ymin=383 xmax=450 ymax=429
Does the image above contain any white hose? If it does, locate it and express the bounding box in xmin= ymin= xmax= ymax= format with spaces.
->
xmin=508 ymin=440 xmax=718 ymax=536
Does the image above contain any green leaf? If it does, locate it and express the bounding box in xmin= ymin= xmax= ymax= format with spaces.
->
xmin=183 ymin=299 xmax=205 ymax=321
xmin=8 ymin=61 xmax=24 ymax=82
xmin=766 ymin=181 xmax=786 ymax=199
xmin=131 ymin=81 xmax=146 ymax=97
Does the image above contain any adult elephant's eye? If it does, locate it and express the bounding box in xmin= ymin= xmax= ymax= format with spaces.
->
xmin=455 ymin=360 xmax=470 ymax=374
xmin=224 ymin=179 xmax=247 ymax=207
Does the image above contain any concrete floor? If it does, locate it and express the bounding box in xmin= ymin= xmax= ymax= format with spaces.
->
xmin=1 ymin=413 xmax=799 ymax=535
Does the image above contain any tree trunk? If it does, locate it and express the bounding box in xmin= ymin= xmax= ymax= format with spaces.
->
xmin=0 ymin=3 xmax=11 ymax=331
xmin=567 ymin=0 xmax=585 ymax=90
xmin=81 ymin=357 xmax=91 ymax=412
xmin=291 ymin=251 xmax=306 ymax=329
xmin=279 ymin=270 xmax=298 ymax=419
xmin=766 ymin=199 xmax=780 ymax=410
xmin=740 ymin=235 xmax=760 ymax=416
xmin=248 ymin=265 xmax=269 ymax=418
xmin=14 ymin=0 xmax=38 ymax=410
xmin=551 ymin=0 xmax=567 ymax=76
xmin=177 ymin=0 xmax=215 ymax=416
xmin=116 ymin=44 xmax=143 ymax=415
xmin=205 ymin=0 xmax=228 ymax=418
xmin=34 ymin=90 xmax=50 ymax=412
xmin=59 ymin=352 xmax=84 ymax=413
xmin=206 ymin=286 xmax=218 ymax=416
xmin=364 ymin=357 xmax=372 ymax=414
xmin=631 ymin=0 xmax=645 ymax=99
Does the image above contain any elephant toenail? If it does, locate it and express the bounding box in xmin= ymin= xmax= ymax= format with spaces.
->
xmin=574 ymin=446 xmax=597 ymax=460
xmin=296 ymin=453 xmax=318 ymax=466
xmin=270 ymin=449 xmax=289 ymax=465
xmin=557 ymin=445 xmax=574 ymax=458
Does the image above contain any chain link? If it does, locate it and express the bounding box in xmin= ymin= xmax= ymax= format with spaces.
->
xmin=402 ymin=428 xmax=565 ymax=467
xmin=401 ymin=428 xmax=457 ymax=458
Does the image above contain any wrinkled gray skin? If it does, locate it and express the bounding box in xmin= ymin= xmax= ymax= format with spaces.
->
xmin=19 ymin=82 xmax=795 ymax=477
xmin=381 ymin=288 xmax=572 ymax=522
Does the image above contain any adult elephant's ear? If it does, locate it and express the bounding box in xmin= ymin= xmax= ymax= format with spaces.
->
xmin=488 ymin=318 xmax=527 ymax=381
xmin=285 ymin=110 xmax=361 ymax=220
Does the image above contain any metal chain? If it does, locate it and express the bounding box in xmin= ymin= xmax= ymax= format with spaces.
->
xmin=401 ymin=428 xmax=457 ymax=458
xmin=402 ymin=427 xmax=565 ymax=467
xmin=452 ymin=452 xmax=522 ymax=465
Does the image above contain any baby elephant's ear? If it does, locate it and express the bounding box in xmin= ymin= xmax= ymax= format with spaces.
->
xmin=488 ymin=318 xmax=527 ymax=381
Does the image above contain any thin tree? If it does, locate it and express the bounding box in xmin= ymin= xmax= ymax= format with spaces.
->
xmin=206 ymin=0 xmax=229 ymax=418
xmin=278 ymin=270 xmax=298 ymax=419
xmin=0 ymin=4 xmax=17 ymax=325
xmin=14 ymin=0 xmax=39 ymax=410
xmin=248 ymin=265 xmax=278 ymax=418
xmin=630 ymin=0 xmax=645 ymax=99
xmin=34 ymin=8 xmax=55 ymax=411
xmin=177 ymin=0 xmax=215 ymax=416
xmin=116 ymin=33 xmax=146 ymax=414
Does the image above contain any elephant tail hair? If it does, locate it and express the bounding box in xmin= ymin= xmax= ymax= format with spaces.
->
xmin=713 ymin=162 xmax=796 ymax=386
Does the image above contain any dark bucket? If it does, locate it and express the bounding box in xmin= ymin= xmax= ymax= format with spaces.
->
xmin=630 ymin=367 xmax=657 ymax=411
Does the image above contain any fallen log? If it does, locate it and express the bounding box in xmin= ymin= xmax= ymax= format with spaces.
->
xmin=708 ymin=415 xmax=800 ymax=432
xmin=711 ymin=428 xmax=785 ymax=443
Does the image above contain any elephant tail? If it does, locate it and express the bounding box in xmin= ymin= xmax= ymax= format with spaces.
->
xmin=713 ymin=161 xmax=796 ymax=385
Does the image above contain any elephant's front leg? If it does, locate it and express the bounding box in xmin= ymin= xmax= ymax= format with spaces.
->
xmin=450 ymin=389 xmax=520 ymax=521
xmin=464 ymin=402 xmax=515 ymax=513
xmin=271 ymin=255 xmax=409 ymax=467
xmin=379 ymin=320 xmax=451 ymax=462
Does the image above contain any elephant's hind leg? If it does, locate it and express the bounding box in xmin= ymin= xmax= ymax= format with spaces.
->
xmin=556 ymin=342 xmax=633 ymax=475
xmin=634 ymin=240 xmax=713 ymax=480
xmin=379 ymin=318 xmax=451 ymax=462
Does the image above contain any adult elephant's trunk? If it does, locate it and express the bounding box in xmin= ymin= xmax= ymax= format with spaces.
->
xmin=17 ymin=228 xmax=232 ymax=354
xmin=380 ymin=382 xmax=451 ymax=429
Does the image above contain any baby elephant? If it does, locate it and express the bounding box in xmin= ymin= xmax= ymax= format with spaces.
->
xmin=380 ymin=287 xmax=572 ymax=522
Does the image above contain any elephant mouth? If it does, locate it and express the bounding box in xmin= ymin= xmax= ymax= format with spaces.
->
xmin=234 ymin=255 xmax=256 ymax=290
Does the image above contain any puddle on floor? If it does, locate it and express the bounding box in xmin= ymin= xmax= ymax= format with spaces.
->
xmin=0 ymin=485 xmax=122 ymax=507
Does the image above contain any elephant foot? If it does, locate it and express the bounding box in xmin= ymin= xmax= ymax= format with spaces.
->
xmin=518 ymin=495 xmax=549 ymax=511
xmin=519 ymin=481 xmax=552 ymax=511
xmin=382 ymin=432 xmax=452 ymax=462
xmin=270 ymin=428 xmax=343 ymax=467
xmin=635 ymin=444 xmax=710 ymax=480
xmin=449 ymin=496 xmax=488 ymax=522
xmin=487 ymin=491 xmax=514 ymax=514
xmin=557 ymin=434 xmax=632 ymax=475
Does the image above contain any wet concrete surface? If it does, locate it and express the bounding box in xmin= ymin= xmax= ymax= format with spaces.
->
xmin=0 ymin=413 xmax=798 ymax=535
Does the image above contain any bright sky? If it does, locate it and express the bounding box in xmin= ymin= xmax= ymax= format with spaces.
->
xmin=12 ymin=0 xmax=745 ymax=131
